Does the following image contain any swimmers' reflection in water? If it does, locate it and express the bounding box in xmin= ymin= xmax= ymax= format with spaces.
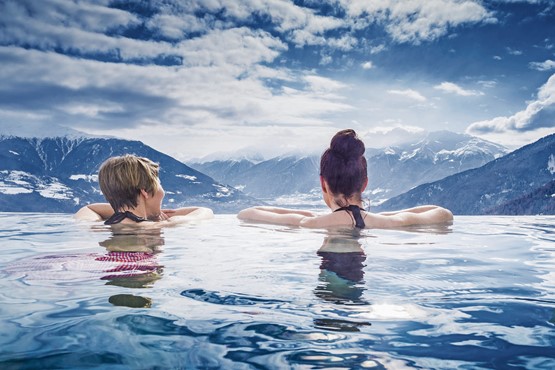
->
xmin=313 ymin=231 xmax=373 ymax=332
xmin=314 ymin=232 xmax=367 ymax=306
xmin=98 ymin=227 xmax=165 ymax=308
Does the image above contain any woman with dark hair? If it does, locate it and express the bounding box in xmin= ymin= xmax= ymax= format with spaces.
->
xmin=237 ymin=129 xmax=453 ymax=229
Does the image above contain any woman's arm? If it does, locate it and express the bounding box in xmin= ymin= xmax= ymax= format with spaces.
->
xmin=378 ymin=205 xmax=443 ymax=216
xmin=163 ymin=207 xmax=214 ymax=221
xmin=368 ymin=206 xmax=453 ymax=228
xmin=237 ymin=207 xmax=315 ymax=226
xmin=74 ymin=203 xmax=114 ymax=221
xmin=242 ymin=206 xmax=316 ymax=217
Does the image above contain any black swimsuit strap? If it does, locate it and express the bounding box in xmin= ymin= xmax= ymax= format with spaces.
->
xmin=334 ymin=205 xmax=366 ymax=229
xmin=104 ymin=211 xmax=148 ymax=225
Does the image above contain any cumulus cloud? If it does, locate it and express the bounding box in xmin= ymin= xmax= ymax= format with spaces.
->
xmin=146 ymin=13 xmax=209 ymax=39
xmin=0 ymin=0 xmax=361 ymax=159
xmin=0 ymin=0 xmax=139 ymax=33
xmin=0 ymin=0 xmax=175 ymax=61
xmin=0 ymin=34 xmax=350 ymax=130
xmin=339 ymin=0 xmax=495 ymax=44
xmin=434 ymin=82 xmax=484 ymax=96
xmin=387 ymin=89 xmax=427 ymax=102
xmin=160 ymin=0 xmax=348 ymax=49
xmin=178 ymin=27 xmax=286 ymax=68
xmin=138 ymin=0 xmax=498 ymax=49
xmin=0 ymin=0 xmax=499 ymax=63
xmin=529 ymin=59 xmax=555 ymax=71
xmin=466 ymin=73 xmax=555 ymax=148
xmin=0 ymin=0 xmax=548 ymax=158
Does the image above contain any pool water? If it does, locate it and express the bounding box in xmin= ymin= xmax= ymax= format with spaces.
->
xmin=0 ymin=213 xmax=554 ymax=369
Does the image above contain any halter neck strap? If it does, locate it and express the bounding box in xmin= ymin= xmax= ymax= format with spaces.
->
xmin=333 ymin=205 xmax=366 ymax=229
xmin=104 ymin=211 xmax=148 ymax=225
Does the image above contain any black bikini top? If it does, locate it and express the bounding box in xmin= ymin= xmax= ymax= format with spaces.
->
xmin=104 ymin=211 xmax=149 ymax=225
xmin=334 ymin=205 xmax=366 ymax=229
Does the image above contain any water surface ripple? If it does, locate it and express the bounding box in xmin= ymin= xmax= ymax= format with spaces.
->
xmin=0 ymin=214 xmax=554 ymax=369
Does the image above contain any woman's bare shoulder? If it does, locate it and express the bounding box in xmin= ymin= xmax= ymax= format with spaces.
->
xmin=299 ymin=212 xmax=352 ymax=229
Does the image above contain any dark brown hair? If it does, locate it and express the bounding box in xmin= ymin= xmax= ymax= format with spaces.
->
xmin=320 ymin=129 xmax=367 ymax=206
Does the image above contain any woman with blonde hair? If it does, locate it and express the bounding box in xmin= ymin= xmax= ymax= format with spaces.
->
xmin=75 ymin=154 xmax=213 ymax=225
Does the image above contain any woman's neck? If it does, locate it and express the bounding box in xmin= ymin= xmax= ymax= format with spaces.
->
xmin=117 ymin=205 xmax=147 ymax=219
xmin=329 ymin=198 xmax=363 ymax=211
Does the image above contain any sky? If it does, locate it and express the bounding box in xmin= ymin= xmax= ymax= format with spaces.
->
xmin=0 ymin=0 xmax=554 ymax=161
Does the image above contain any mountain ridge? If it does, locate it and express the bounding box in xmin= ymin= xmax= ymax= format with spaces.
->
xmin=0 ymin=135 xmax=259 ymax=213
xmin=191 ymin=131 xmax=508 ymax=205
xmin=375 ymin=133 xmax=555 ymax=215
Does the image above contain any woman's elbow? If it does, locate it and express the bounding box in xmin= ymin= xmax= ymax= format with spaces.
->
xmin=197 ymin=207 xmax=214 ymax=219
xmin=436 ymin=207 xmax=453 ymax=222
xmin=298 ymin=217 xmax=317 ymax=228
xmin=237 ymin=208 xmax=255 ymax=220
xmin=182 ymin=207 xmax=214 ymax=220
xmin=74 ymin=205 xmax=102 ymax=221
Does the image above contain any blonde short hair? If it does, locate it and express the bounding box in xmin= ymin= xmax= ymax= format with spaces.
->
xmin=98 ymin=155 xmax=160 ymax=211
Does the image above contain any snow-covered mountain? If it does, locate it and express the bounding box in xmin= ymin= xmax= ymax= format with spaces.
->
xmin=1 ymin=121 xmax=87 ymax=139
xmin=0 ymin=133 xmax=259 ymax=213
xmin=367 ymin=130 xmax=507 ymax=204
xmin=191 ymin=131 xmax=507 ymax=206
xmin=376 ymin=133 xmax=555 ymax=215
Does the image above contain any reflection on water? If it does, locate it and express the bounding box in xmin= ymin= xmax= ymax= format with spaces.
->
xmin=99 ymin=228 xmax=165 ymax=253
xmin=313 ymin=231 xmax=374 ymax=332
xmin=1 ymin=214 xmax=555 ymax=369
xmin=3 ymin=224 xmax=166 ymax=308
xmin=314 ymin=232 xmax=367 ymax=305
xmin=99 ymin=228 xmax=165 ymax=307
xmin=98 ymin=228 xmax=165 ymax=290
xmin=109 ymin=294 xmax=152 ymax=308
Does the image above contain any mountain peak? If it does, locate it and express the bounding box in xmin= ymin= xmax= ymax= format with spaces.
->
xmin=376 ymin=133 xmax=555 ymax=214
xmin=0 ymin=122 xmax=102 ymax=140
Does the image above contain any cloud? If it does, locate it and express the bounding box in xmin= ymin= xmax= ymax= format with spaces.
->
xmin=340 ymin=0 xmax=495 ymax=44
xmin=466 ymin=73 xmax=555 ymax=147
xmin=361 ymin=125 xmax=427 ymax=148
xmin=477 ymin=80 xmax=497 ymax=88
xmin=156 ymin=0 xmax=348 ymax=49
xmin=0 ymin=0 xmax=139 ymax=33
xmin=139 ymin=0 xmax=498 ymax=49
xmin=178 ymin=27 xmax=286 ymax=67
xmin=0 ymin=0 xmax=549 ymax=158
xmin=387 ymin=89 xmax=427 ymax=102
xmin=467 ymin=73 xmax=555 ymax=132
xmin=434 ymin=82 xmax=484 ymax=96
xmin=319 ymin=55 xmax=333 ymax=65
xmin=146 ymin=13 xmax=210 ymax=39
xmin=361 ymin=61 xmax=374 ymax=69
xmin=0 ymin=35 xmax=351 ymax=130
xmin=506 ymin=47 xmax=523 ymax=56
xmin=0 ymin=0 xmax=176 ymax=62
xmin=304 ymin=75 xmax=348 ymax=93
xmin=529 ymin=59 xmax=555 ymax=71
xmin=0 ymin=0 xmax=361 ymax=159
xmin=0 ymin=0 xmax=500 ymax=65
xmin=369 ymin=44 xmax=386 ymax=54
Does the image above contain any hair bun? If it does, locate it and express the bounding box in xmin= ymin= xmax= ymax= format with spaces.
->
xmin=329 ymin=129 xmax=365 ymax=159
